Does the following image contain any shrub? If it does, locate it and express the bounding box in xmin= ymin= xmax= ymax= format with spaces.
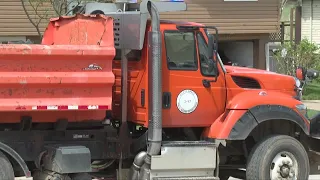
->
xmin=273 ymin=39 xmax=320 ymax=76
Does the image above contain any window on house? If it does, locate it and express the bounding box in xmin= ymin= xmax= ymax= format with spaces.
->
xmin=164 ymin=31 xmax=197 ymax=70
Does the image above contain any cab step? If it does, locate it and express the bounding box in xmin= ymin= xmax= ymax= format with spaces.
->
xmin=150 ymin=141 xmax=219 ymax=180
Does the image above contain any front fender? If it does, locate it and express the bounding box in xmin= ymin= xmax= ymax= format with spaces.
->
xmin=226 ymin=91 xmax=300 ymax=110
xmin=203 ymin=91 xmax=310 ymax=140
xmin=202 ymin=109 xmax=250 ymax=139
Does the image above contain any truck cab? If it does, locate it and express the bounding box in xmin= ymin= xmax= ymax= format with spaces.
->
xmin=113 ymin=20 xmax=227 ymax=128
xmin=114 ymin=20 xmax=302 ymax=129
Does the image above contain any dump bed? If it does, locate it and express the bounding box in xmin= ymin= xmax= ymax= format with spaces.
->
xmin=0 ymin=14 xmax=115 ymax=123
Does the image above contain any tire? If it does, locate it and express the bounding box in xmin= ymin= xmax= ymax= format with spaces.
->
xmin=219 ymin=175 xmax=230 ymax=180
xmin=218 ymin=170 xmax=229 ymax=180
xmin=69 ymin=173 xmax=92 ymax=180
xmin=246 ymin=135 xmax=309 ymax=180
xmin=0 ymin=151 xmax=14 ymax=180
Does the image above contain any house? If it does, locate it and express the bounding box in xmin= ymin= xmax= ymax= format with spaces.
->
xmin=301 ymin=0 xmax=320 ymax=45
xmin=0 ymin=0 xmax=281 ymax=70
xmin=0 ymin=0 xmax=56 ymax=45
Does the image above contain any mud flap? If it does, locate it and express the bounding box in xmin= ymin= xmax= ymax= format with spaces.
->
xmin=308 ymin=149 xmax=320 ymax=175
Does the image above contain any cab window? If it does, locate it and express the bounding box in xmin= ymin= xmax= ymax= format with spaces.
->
xmin=197 ymin=32 xmax=216 ymax=76
xmin=164 ymin=31 xmax=197 ymax=70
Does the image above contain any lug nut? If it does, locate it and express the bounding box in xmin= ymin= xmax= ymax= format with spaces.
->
xmin=286 ymin=160 xmax=290 ymax=164
xmin=289 ymin=172 xmax=294 ymax=178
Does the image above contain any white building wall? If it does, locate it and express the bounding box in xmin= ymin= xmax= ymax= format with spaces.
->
xmin=301 ymin=0 xmax=320 ymax=44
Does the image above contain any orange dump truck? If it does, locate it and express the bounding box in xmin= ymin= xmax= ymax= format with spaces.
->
xmin=2 ymin=0 xmax=320 ymax=180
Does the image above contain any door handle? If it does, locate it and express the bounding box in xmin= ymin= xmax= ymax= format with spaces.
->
xmin=162 ymin=92 xmax=171 ymax=109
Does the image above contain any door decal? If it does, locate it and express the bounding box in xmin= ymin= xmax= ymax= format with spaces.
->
xmin=176 ymin=89 xmax=199 ymax=114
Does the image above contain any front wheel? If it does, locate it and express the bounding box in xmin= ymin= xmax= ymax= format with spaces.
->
xmin=246 ymin=135 xmax=309 ymax=180
xmin=0 ymin=151 xmax=14 ymax=180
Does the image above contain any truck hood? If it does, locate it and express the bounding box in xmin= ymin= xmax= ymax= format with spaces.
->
xmin=225 ymin=65 xmax=295 ymax=90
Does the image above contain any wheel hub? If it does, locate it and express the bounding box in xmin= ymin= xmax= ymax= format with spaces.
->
xmin=270 ymin=152 xmax=298 ymax=180
xmin=280 ymin=165 xmax=290 ymax=177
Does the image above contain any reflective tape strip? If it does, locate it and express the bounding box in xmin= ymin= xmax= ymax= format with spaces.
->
xmin=68 ymin=105 xmax=78 ymax=110
xmin=31 ymin=105 xmax=108 ymax=110
xmin=47 ymin=105 xmax=58 ymax=110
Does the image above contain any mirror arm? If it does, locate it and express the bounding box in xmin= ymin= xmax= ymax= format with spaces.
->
xmin=202 ymin=78 xmax=218 ymax=88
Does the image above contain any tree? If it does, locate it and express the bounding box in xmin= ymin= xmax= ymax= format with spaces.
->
xmin=273 ymin=39 xmax=320 ymax=76
xmin=20 ymin=0 xmax=110 ymax=41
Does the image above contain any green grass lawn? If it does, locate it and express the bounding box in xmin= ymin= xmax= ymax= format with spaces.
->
xmin=307 ymin=109 xmax=320 ymax=118
xmin=302 ymin=81 xmax=320 ymax=100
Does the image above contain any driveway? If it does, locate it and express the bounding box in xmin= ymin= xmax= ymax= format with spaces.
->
xmin=304 ymin=100 xmax=320 ymax=111
xmin=228 ymin=175 xmax=320 ymax=180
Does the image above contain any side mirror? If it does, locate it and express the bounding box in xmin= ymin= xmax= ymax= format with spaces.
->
xmin=306 ymin=69 xmax=319 ymax=79
xmin=295 ymin=67 xmax=305 ymax=81
xmin=295 ymin=67 xmax=319 ymax=81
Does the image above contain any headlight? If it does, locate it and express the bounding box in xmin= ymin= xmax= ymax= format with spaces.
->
xmin=294 ymin=77 xmax=301 ymax=87
xmin=296 ymin=104 xmax=307 ymax=117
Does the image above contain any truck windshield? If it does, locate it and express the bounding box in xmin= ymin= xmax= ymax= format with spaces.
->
xmin=164 ymin=31 xmax=197 ymax=70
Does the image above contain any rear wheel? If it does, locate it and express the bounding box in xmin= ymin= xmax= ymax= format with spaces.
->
xmin=0 ymin=151 xmax=14 ymax=180
xmin=220 ymin=169 xmax=246 ymax=180
xmin=69 ymin=173 xmax=92 ymax=180
xmin=246 ymin=135 xmax=309 ymax=180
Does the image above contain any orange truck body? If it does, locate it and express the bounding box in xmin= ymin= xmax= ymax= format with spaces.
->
xmin=0 ymin=9 xmax=317 ymax=180
xmin=0 ymin=14 xmax=307 ymax=136
xmin=0 ymin=1 xmax=318 ymax=179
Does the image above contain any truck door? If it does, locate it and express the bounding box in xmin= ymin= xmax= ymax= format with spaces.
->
xmin=161 ymin=30 xmax=226 ymax=127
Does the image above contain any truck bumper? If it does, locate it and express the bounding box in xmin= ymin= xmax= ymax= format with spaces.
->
xmin=310 ymin=113 xmax=320 ymax=138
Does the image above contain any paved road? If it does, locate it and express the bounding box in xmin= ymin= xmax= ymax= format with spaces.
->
xmin=109 ymin=175 xmax=320 ymax=179
xmin=228 ymin=175 xmax=320 ymax=180
xmin=304 ymin=100 xmax=320 ymax=111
